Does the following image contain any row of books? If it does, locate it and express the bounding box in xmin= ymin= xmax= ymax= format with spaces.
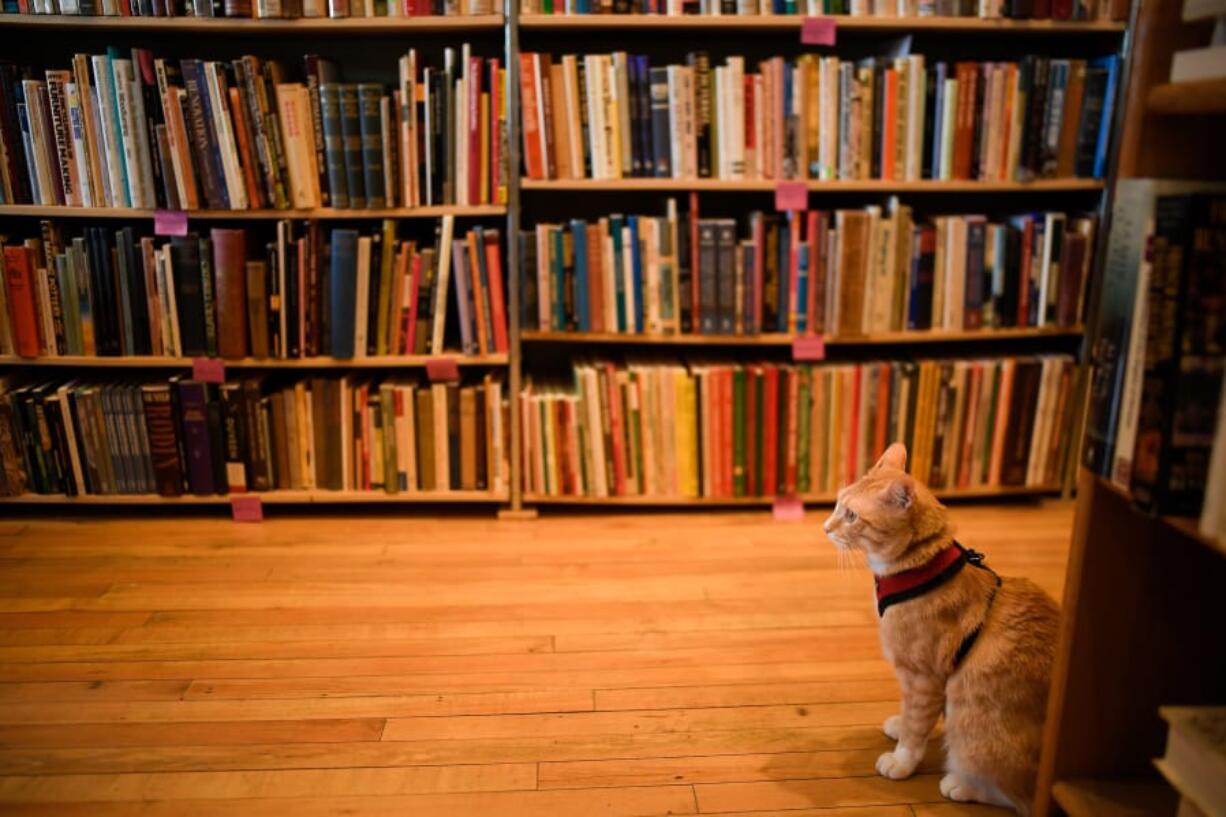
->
xmin=522 ymin=355 xmax=1079 ymax=498
xmin=520 ymin=198 xmax=1094 ymax=337
xmin=0 ymin=373 xmax=508 ymax=497
xmin=520 ymin=0 xmax=1123 ymax=19
xmin=1083 ymin=181 xmax=1225 ymax=531
xmin=0 ymin=216 xmax=508 ymax=360
xmin=0 ymin=46 xmax=508 ymax=210
xmin=519 ymin=51 xmax=1118 ymax=182
xmin=6 ymin=0 xmax=495 ymax=16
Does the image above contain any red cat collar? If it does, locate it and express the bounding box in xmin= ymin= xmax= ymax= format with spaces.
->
xmin=875 ymin=543 xmax=971 ymax=617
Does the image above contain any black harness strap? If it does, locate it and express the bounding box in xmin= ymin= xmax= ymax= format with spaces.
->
xmin=951 ymin=547 xmax=1002 ymax=671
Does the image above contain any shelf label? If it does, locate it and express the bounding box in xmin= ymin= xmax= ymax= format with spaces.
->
xmin=792 ymin=335 xmax=826 ymax=361
xmin=192 ymin=358 xmax=225 ymax=384
xmin=801 ymin=16 xmax=837 ymax=46
xmin=426 ymin=357 xmax=461 ymax=383
xmin=154 ymin=209 xmax=188 ymax=237
xmin=772 ymin=495 xmax=805 ymax=522
xmin=775 ymin=181 xmax=808 ymax=212
xmin=231 ymin=495 xmax=264 ymax=523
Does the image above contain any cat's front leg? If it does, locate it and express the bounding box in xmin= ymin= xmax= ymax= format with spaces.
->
xmin=877 ymin=670 xmax=943 ymax=780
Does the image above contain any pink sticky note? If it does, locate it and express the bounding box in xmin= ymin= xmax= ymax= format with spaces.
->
xmin=231 ymin=495 xmax=264 ymax=522
xmin=775 ymin=181 xmax=808 ymax=212
xmin=773 ymin=495 xmax=805 ymax=522
xmin=192 ymin=357 xmax=225 ymax=383
xmin=154 ymin=209 xmax=188 ymax=237
xmin=792 ymin=335 xmax=826 ymax=361
xmin=426 ymin=357 xmax=461 ymax=383
xmin=801 ymin=16 xmax=837 ymax=46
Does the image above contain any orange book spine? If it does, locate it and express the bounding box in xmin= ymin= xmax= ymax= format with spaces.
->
xmin=518 ymin=54 xmax=545 ymax=180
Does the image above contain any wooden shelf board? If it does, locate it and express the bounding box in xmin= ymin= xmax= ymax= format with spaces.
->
xmin=0 ymin=490 xmax=508 ymax=505
xmin=520 ymin=178 xmax=1105 ymax=193
xmin=0 ymin=204 xmax=505 ymax=220
xmin=1087 ymin=474 xmax=1225 ymax=559
xmin=522 ymin=326 xmax=1085 ymax=347
xmin=1147 ymin=78 xmax=1226 ymax=115
xmin=520 ymin=13 xmax=1126 ymax=32
xmin=0 ymin=12 xmax=503 ymax=31
xmin=525 ymin=485 xmax=1060 ymax=506
xmin=0 ymin=354 xmax=509 ymax=369
xmin=1051 ymin=778 xmax=1177 ymax=817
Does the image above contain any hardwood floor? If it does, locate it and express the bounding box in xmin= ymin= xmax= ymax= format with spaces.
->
xmin=0 ymin=501 xmax=1074 ymax=816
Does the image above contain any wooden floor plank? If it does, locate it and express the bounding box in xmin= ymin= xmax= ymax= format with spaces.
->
xmin=0 ymin=502 xmax=1071 ymax=816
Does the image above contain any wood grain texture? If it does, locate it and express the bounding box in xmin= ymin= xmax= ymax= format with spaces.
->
xmin=0 ymin=503 xmax=1073 ymax=814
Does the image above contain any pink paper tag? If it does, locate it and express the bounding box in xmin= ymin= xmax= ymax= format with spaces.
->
xmin=775 ymin=181 xmax=808 ymax=212
xmin=773 ymin=495 xmax=805 ymax=521
xmin=231 ymin=495 xmax=264 ymax=522
xmin=801 ymin=16 xmax=837 ymax=46
xmin=154 ymin=209 xmax=188 ymax=237
xmin=192 ymin=357 xmax=225 ymax=383
xmin=792 ymin=335 xmax=826 ymax=361
xmin=426 ymin=357 xmax=461 ymax=383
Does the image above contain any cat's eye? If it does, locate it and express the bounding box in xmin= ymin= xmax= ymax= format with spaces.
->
xmin=845 ymin=509 xmax=858 ymax=523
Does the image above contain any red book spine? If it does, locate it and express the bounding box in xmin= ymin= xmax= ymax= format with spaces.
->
xmin=762 ymin=364 xmax=778 ymax=496
xmin=209 ymin=228 xmax=250 ymax=359
xmin=468 ymin=57 xmax=482 ymax=206
xmin=883 ymin=69 xmax=898 ymax=180
xmin=489 ymin=59 xmax=501 ymax=205
xmin=1018 ymin=218 xmax=1034 ymax=327
xmin=606 ymin=364 xmax=626 ymax=496
xmin=484 ymin=233 xmax=509 ymax=353
xmin=3 ymin=247 xmax=41 ymax=358
xmin=875 ymin=362 xmax=890 ymax=459
xmin=519 ymin=54 xmax=544 ymax=180
xmin=847 ymin=365 xmax=862 ymax=485
xmin=745 ymin=366 xmax=758 ymax=497
xmin=722 ymin=369 xmax=734 ymax=497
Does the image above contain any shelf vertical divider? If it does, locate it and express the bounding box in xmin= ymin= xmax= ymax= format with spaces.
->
xmin=505 ymin=0 xmax=524 ymax=512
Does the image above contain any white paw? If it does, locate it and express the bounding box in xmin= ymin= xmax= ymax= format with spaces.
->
xmin=939 ymin=773 xmax=978 ymax=802
xmin=876 ymin=747 xmax=920 ymax=780
xmin=883 ymin=714 xmax=902 ymax=740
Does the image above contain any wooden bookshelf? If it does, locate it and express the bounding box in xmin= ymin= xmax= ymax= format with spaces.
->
xmin=522 ymin=326 xmax=1085 ymax=347
xmin=1050 ymin=778 xmax=1178 ymax=817
xmin=0 ymin=204 xmax=506 ymax=220
xmin=519 ymin=14 xmax=1127 ymax=32
xmin=1147 ymin=79 xmax=1226 ymax=115
xmin=0 ymin=353 xmax=509 ymax=368
xmin=521 ymin=178 xmax=1106 ymax=193
xmin=525 ymin=484 xmax=1061 ymax=506
xmin=0 ymin=489 xmax=508 ymax=505
xmin=0 ymin=13 xmax=504 ymax=32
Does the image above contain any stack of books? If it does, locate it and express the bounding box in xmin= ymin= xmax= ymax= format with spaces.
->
xmin=1082 ymin=180 xmax=1226 ymax=525
xmin=0 ymin=373 xmax=508 ymax=497
xmin=0 ymin=46 xmax=508 ymax=209
xmin=6 ymin=0 xmax=495 ymax=15
xmin=521 ymin=355 xmax=1078 ymax=499
xmin=519 ymin=51 xmax=1118 ymax=182
xmin=521 ymin=0 xmax=1125 ymax=18
xmin=521 ymin=198 xmax=1094 ymax=337
xmin=0 ymin=216 xmax=508 ymax=359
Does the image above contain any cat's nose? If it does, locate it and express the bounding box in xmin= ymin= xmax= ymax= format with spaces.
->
xmin=822 ymin=518 xmax=834 ymax=533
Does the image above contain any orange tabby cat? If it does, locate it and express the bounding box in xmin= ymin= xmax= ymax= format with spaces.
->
xmin=823 ymin=442 xmax=1058 ymax=815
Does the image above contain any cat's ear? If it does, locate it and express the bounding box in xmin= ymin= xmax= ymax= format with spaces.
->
xmin=882 ymin=476 xmax=914 ymax=509
xmin=873 ymin=442 xmax=908 ymax=472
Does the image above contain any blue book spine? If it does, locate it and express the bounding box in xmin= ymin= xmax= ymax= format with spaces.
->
xmin=570 ymin=220 xmax=590 ymax=333
xmin=776 ymin=222 xmax=790 ymax=333
xmin=329 ymin=229 xmax=359 ymax=359
xmin=357 ymin=84 xmax=385 ymax=208
xmin=931 ymin=63 xmax=946 ymax=180
xmin=649 ymin=68 xmax=671 ymax=179
xmin=1091 ymin=56 xmax=1118 ymax=179
xmin=319 ymin=84 xmax=349 ymax=209
xmin=339 ymin=84 xmax=365 ymax=208
xmin=187 ymin=59 xmax=230 ymax=210
xmin=610 ymin=215 xmax=626 ymax=332
xmin=628 ymin=216 xmax=644 ymax=333
xmin=452 ymin=239 xmax=476 ymax=354
xmin=550 ymin=228 xmax=566 ymax=331
xmin=796 ymin=244 xmax=809 ymax=334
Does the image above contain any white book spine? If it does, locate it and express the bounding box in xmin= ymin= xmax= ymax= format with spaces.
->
xmin=65 ymin=82 xmax=95 ymax=207
xmin=615 ymin=53 xmax=633 ymax=179
xmin=111 ymin=62 xmax=149 ymax=209
xmin=125 ymin=63 xmax=158 ymax=208
xmin=91 ymin=58 xmax=130 ymax=207
xmin=602 ymin=56 xmax=621 ymax=179
xmin=940 ymin=78 xmax=958 ymax=181
xmin=1110 ymin=218 xmax=1154 ymax=490
xmin=430 ymin=215 xmax=455 ymax=353
xmin=584 ymin=56 xmax=606 ymax=180
xmin=666 ymin=66 xmax=682 ymax=180
xmin=728 ymin=57 xmax=745 ymax=180
xmin=621 ymin=225 xmax=636 ymax=332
